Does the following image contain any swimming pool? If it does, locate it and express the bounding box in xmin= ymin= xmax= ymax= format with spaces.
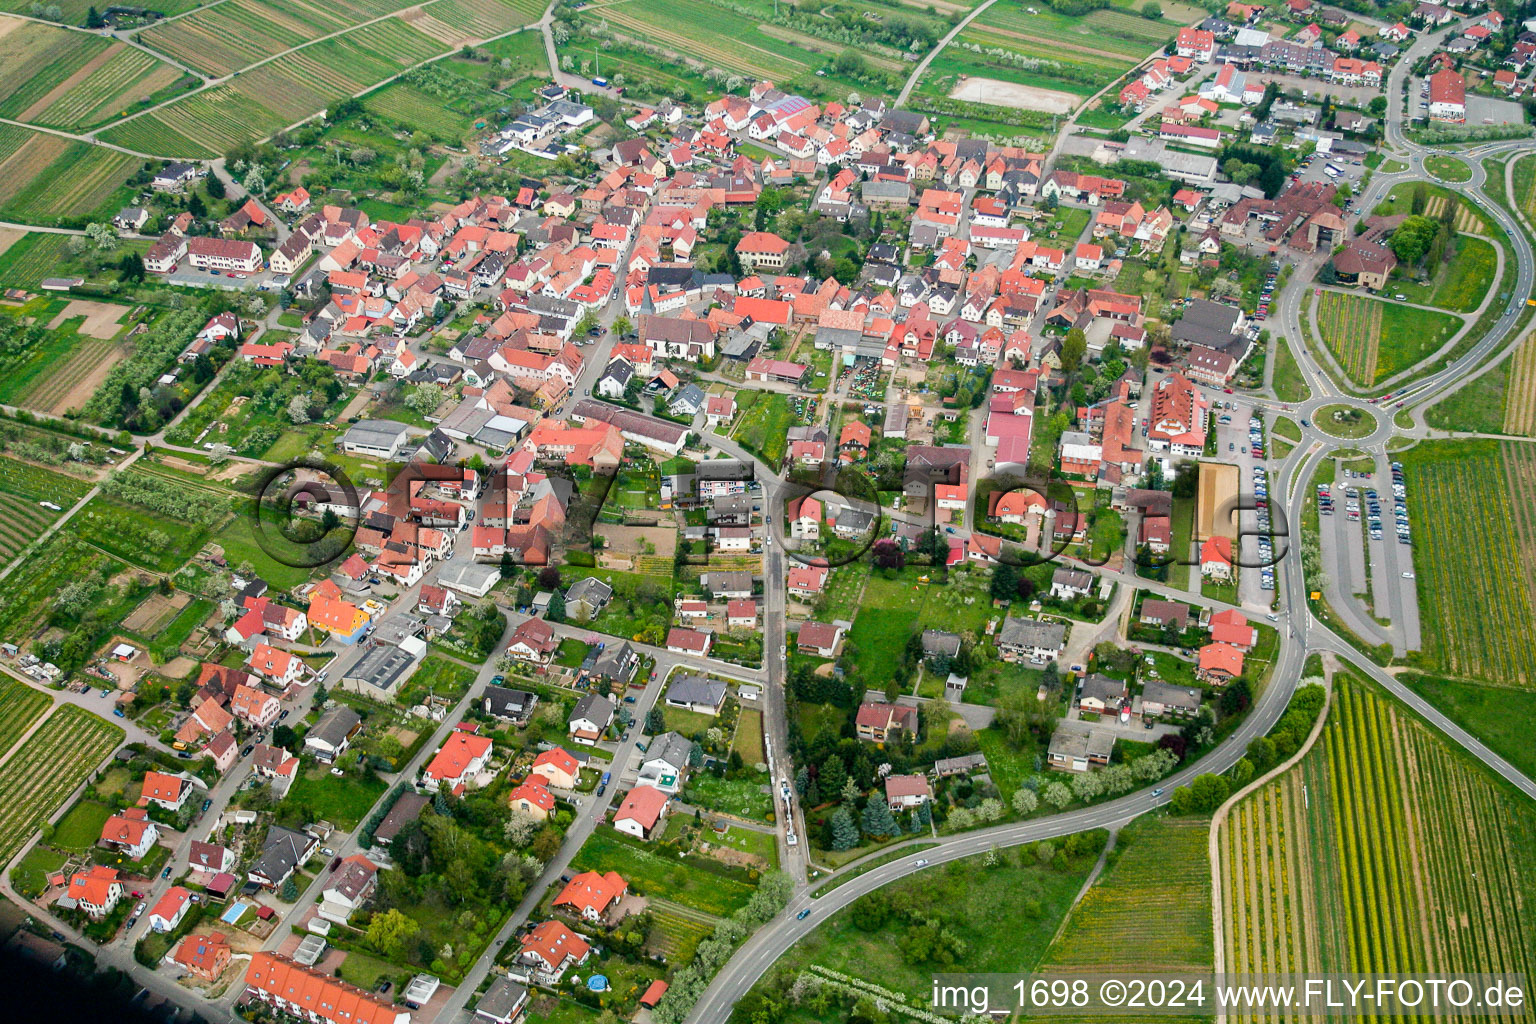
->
xmin=220 ymin=899 xmax=251 ymax=924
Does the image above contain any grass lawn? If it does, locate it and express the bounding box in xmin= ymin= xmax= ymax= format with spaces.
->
xmin=731 ymin=391 xmax=795 ymax=467
xmin=1272 ymin=334 xmax=1311 ymax=403
xmin=336 ymin=950 xmax=406 ymax=990
xmin=973 ymin=727 xmax=1040 ymax=798
xmin=553 ymin=638 xmax=586 ymax=668
xmin=1400 ymin=672 xmax=1536 ymax=782
xmin=11 ymin=845 xmax=65 ymax=897
xmin=661 ymin=706 xmax=716 ymax=738
xmin=709 ymin=821 xmax=778 ymax=868
xmin=285 ymin=767 xmax=388 ymax=830
xmin=795 ymin=702 xmax=848 ymax=745
xmin=569 ymin=828 xmax=757 ymax=917
xmin=844 ymin=570 xmax=995 ymax=685
xmin=1168 ymin=497 xmax=1194 ymax=590
xmin=682 ymin=771 xmax=774 ymax=822
xmin=52 ymin=800 xmax=113 ymax=852
xmin=215 ymin=514 xmax=319 ymax=590
xmin=397 ymin=656 xmax=477 ymax=708
xmin=1312 ymin=403 xmax=1377 ymax=439
xmin=1424 ymin=154 xmax=1472 ymax=183
xmin=732 ymin=708 xmax=766 ymax=764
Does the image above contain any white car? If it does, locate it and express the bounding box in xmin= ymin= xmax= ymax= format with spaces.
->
xmin=1402 ymin=571 xmax=1415 ymax=579
xmin=786 ymin=832 xmax=798 ymax=847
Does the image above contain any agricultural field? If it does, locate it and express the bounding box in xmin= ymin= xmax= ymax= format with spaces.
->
xmin=0 ymin=679 xmax=51 ymax=760
xmin=409 ymin=0 xmax=543 ymax=45
xmin=0 ymin=126 xmax=141 ymax=222
xmin=1506 ymin=331 xmax=1536 ymax=435
xmin=1218 ymin=677 xmax=1536 ymax=1011
xmin=0 ymin=296 xmax=137 ymax=414
xmin=0 ymin=533 xmax=130 ymax=642
xmin=1038 ymin=816 xmax=1212 ymax=1023
xmin=0 ymin=456 xmax=92 ymax=562
xmin=137 ymin=0 xmax=412 ymax=77
xmin=0 ymin=19 xmax=185 ymax=131
xmin=1515 ymin=152 xmax=1536 ymax=225
xmin=0 ymin=705 xmax=125 ymax=870
xmin=1398 ymin=440 xmax=1536 ymax=688
xmin=112 ymin=14 xmax=452 ymax=155
xmin=66 ymin=493 xmax=212 ymax=575
xmin=0 ymin=0 xmax=205 ymax=18
xmin=1313 ymin=290 xmax=1460 ymax=386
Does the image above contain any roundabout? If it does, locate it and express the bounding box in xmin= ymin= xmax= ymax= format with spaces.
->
xmin=1423 ymin=153 xmax=1472 ymax=183
xmin=1312 ymin=403 xmax=1378 ymax=439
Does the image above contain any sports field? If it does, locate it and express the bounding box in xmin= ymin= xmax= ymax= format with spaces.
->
xmin=1399 ymin=440 xmax=1536 ymax=688
xmin=1218 ymin=677 xmax=1536 ymax=1014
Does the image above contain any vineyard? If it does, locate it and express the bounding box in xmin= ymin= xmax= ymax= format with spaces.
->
xmin=1221 ymin=678 xmax=1536 ymax=1023
xmin=100 ymin=87 xmax=282 ymax=159
xmin=0 ymin=456 xmax=91 ymax=562
xmin=1400 ymin=440 xmax=1536 ymax=688
xmin=597 ymin=0 xmax=818 ymax=80
xmin=1315 ymin=290 xmax=1380 ymax=385
xmin=0 ymin=19 xmax=183 ymax=131
xmin=1424 ymin=192 xmax=1489 ymax=235
xmin=412 ymin=0 xmax=543 ymax=43
xmin=1505 ymin=332 xmax=1536 ymax=435
xmin=362 ymin=82 xmax=473 ymax=138
xmin=0 ymin=679 xmax=50 ymax=760
xmin=1042 ymin=817 xmax=1213 ymax=974
xmin=0 ymin=128 xmax=140 ymax=221
xmin=0 ymin=705 xmax=124 ymax=870
xmin=0 ymin=233 xmax=73 ymax=289
xmin=951 ymin=2 xmax=1167 ymax=95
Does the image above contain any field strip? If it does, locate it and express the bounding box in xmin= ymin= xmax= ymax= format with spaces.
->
xmin=15 ymin=42 xmax=124 ymax=123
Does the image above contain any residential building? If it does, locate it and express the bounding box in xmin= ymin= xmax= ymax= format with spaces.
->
xmin=884 ymin=774 xmax=933 ymax=810
xmin=1047 ymin=721 xmax=1115 ymax=772
xmin=422 ymin=733 xmax=494 ymax=795
xmin=552 ymin=870 xmax=627 ymax=922
xmin=613 ymin=785 xmax=670 ymax=839
xmin=854 ymin=701 xmax=918 ymax=743
xmin=244 ymin=953 xmax=410 ymax=1024
xmin=568 ymin=693 xmax=614 ymax=745
xmin=996 ymin=616 xmax=1067 ymax=664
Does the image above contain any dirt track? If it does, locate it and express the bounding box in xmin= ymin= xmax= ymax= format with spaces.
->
xmin=948 ymin=76 xmax=1078 ymax=114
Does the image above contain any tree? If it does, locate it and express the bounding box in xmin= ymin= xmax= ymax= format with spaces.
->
xmin=820 ymin=755 xmax=847 ymax=797
xmin=829 ymin=805 xmax=859 ymax=849
xmin=1140 ymin=0 xmax=1162 ymax=17
xmin=1060 ymin=327 xmax=1086 ymax=375
xmin=404 ymin=383 xmax=443 ymax=417
xmin=280 ymin=877 xmax=299 ymax=901
xmin=205 ymin=173 xmax=226 ymax=200
xmin=118 ymin=251 xmax=145 ymax=283
xmin=1387 ymin=215 xmax=1440 ymax=266
xmin=645 ymin=708 xmax=665 ymax=734
xmin=546 ymin=589 xmax=566 ymax=622
xmin=504 ymin=810 xmax=539 ymax=847
xmin=366 ymin=908 xmax=420 ymax=957
xmin=612 ymin=315 xmax=631 ymax=336
xmin=537 ymin=566 xmax=562 ymax=590
xmin=287 ymin=393 xmax=311 ymax=424
xmin=861 ymin=798 xmax=900 ymax=839
xmin=1012 ymin=787 xmax=1038 ymax=815
xmin=1042 ymin=781 xmax=1071 ymax=809
xmin=85 ymin=5 xmax=104 ymax=27
xmin=188 ymin=191 xmax=206 ymax=218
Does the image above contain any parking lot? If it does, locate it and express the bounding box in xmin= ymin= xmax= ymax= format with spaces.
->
xmin=1315 ymin=456 xmax=1422 ymax=654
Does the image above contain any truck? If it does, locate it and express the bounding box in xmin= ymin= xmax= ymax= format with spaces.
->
xmin=591 ymin=76 xmax=609 ymax=88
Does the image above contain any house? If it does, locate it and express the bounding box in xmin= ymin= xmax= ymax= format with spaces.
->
xmin=920 ymin=629 xmax=962 ymax=663
xmin=244 ymin=953 xmax=409 ymax=1024
xmin=996 ymin=616 xmax=1067 ymax=664
xmin=140 ymin=770 xmax=192 ymax=811
xmin=247 ymin=826 xmax=317 ymax=889
xmin=514 ymin=920 xmax=590 ymax=984
xmin=148 ymin=886 xmax=193 ymax=932
xmin=530 ymin=747 xmax=581 ymax=790
xmin=1198 ymin=642 xmax=1246 ymax=682
xmin=320 ymin=855 xmax=378 ymax=921
xmin=173 ymin=932 xmax=233 ymax=981
xmin=735 ymin=231 xmax=791 ymax=271
xmin=251 ymin=744 xmax=299 ymax=794
xmin=509 ymin=775 xmax=556 ymax=820
xmin=305 ymin=706 xmax=363 ymax=763
xmin=1428 ymin=67 xmax=1465 ymax=123
xmin=1333 ymin=239 xmax=1397 ymax=291
xmin=506 ymin=618 xmax=559 ymax=663
xmin=1200 ymin=535 xmax=1234 ymax=581
xmin=855 ymin=701 xmax=918 ymax=743
xmin=553 ymin=870 xmax=627 ymax=922
xmin=99 ymin=807 xmax=158 ymax=860
xmin=613 ymin=785 xmax=670 ymax=839
xmin=796 ymin=620 xmax=842 ymax=657
xmin=726 ymin=599 xmax=757 ymax=629
xmin=1209 ymin=608 xmax=1259 ymax=650
xmin=568 ymin=693 xmax=614 ymax=745
xmin=422 ymin=733 xmax=494 ymax=795
xmin=232 ymin=683 xmax=281 ymax=729
xmin=1141 ymin=680 xmax=1202 ymax=718
xmin=787 ymin=564 xmax=829 ymax=599
xmin=664 ymin=675 xmax=728 ymax=714
xmin=65 ymin=865 xmax=124 ymax=918
xmin=475 ymin=977 xmax=530 ymax=1024
xmin=564 ymin=577 xmax=614 ymax=619
xmin=1049 ymin=568 xmax=1094 ymax=600
xmin=884 ymin=774 xmax=933 ymax=810
xmin=484 ymin=684 xmax=539 ymax=724
xmin=373 ymin=793 xmax=430 ymax=847
xmin=1079 ymin=673 xmax=1129 ymax=714
xmin=933 ymin=752 xmax=989 ymax=778
xmin=1047 ymin=721 xmax=1115 ymax=772
xmin=665 ymin=627 xmax=712 ymax=656
xmin=247 ymin=644 xmax=302 ymax=689
xmin=637 ymin=731 xmax=693 ymax=793
xmin=188 ymin=841 xmax=236 ymax=878
xmin=1139 ymin=598 xmax=1191 ymax=630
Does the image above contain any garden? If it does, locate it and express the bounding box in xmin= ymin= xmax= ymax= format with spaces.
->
xmin=568 ymin=828 xmax=759 ymax=919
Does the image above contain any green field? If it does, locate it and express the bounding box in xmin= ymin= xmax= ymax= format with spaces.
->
xmin=1219 ymin=676 xmax=1536 ymax=994
xmin=0 ymin=679 xmax=51 ymax=760
xmin=0 ymin=297 xmax=138 ymax=415
xmin=569 ymin=828 xmax=757 ymax=918
xmin=0 ymin=232 xmax=148 ymax=290
xmin=1313 ymin=291 xmax=1460 ymax=386
xmin=66 ymin=493 xmax=211 ymax=574
xmin=0 ymin=706 xmax=124 ymax=869
xmin=285 ymin=766 xmax=388 ymax=830
xmin=1424 ymin=154 xmax=1472 ymax=183
xmin=730 ymin=837 xmax=1108 ymax=1023
xmin=1400 ymin=440 xmax=1536 ymax=688
xmin=732 ymin=391 xmax=799 ymax=468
